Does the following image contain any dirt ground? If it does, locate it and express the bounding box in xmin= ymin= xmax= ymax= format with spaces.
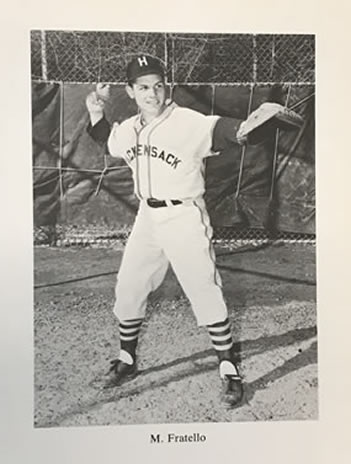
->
xmin=33 ymin=242 xmax=317 ymax=428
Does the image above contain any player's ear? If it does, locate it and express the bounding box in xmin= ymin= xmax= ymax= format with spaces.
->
xmin=126 ymin=84 xmax=135 ymax=100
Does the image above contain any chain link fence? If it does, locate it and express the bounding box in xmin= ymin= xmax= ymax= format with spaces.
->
xmin=31 ymin=31 xmax=314 ymax=84
xmin=33 ymin=224 xmax=315 ymax=249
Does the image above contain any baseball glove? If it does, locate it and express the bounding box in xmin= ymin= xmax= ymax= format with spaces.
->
xmin=237 ymin=102 xmax=304 ymax=145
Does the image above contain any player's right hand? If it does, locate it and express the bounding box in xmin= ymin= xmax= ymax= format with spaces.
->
xmin=96 ymin=83 xmax=111 ymax=102
xmin=86 ymin=91 xmax=104 ymax=114
xmin=85 ymin=84 xmax=111 ymax=114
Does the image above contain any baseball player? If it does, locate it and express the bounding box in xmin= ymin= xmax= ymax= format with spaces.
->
xmin=86 ymin=55 xmax=303 ymax=406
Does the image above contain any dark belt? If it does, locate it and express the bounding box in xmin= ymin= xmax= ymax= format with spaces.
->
xmin=146 ymin=198 xmax=182 ymax=208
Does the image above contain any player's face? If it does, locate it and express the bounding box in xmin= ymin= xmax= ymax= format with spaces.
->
xmin=127 ymin=74 xmax=166 ymax=119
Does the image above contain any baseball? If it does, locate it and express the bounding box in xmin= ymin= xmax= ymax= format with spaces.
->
xmin=96 ymin=83 xmax=111 ymax=102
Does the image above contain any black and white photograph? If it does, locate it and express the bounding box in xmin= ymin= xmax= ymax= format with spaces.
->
xmin=31 ymin=30 xmax=317 ymax=428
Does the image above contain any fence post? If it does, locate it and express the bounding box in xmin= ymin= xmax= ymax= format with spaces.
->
xmin=252 ymin=34 xmax=258 ymax=83
xmin=59 ymin=81 xmax=64 ymax=198
xmin=40 ymin=30 xmax=48 ymax=81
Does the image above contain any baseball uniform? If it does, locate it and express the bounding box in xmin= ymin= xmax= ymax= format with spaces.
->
xmin=87 ymin=54 xmax=245 ymax=404
xmin=107 ymin=102 xmax=229 ymax=325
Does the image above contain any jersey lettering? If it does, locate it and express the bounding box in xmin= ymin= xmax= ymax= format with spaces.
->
xmin=125 ymin=144 xmax=182 ymax=170
xmin=166 ymin=153 xmax=174 ymax=165
xmin=144 ymin=145 xmax=151 ymax=156
xmin=171 ymin=157 xmax=182 ymax=169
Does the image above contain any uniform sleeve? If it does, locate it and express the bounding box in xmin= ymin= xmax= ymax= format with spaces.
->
xmin=187 ymin=110 xmax=243 ymax=159
xmin=107 ymin=122 xmax=123 ymax=158
xmin=189 ymin=112 xmax=221 ymax=159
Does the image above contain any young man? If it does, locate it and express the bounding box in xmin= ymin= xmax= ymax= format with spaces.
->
xmin=86 ymin=55 xmax=252 ymax=406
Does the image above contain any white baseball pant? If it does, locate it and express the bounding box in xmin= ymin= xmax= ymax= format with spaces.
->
xmin=113 ymin=197 xmax=228 ymax=326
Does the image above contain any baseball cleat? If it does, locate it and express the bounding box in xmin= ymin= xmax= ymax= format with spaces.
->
xmin=219 ymin=360 xmax=244 ymax=406
xmin=221 ymin=373 xmax=244 ymax=406
xmin=103 ymin=358 xmax=138 ymax=389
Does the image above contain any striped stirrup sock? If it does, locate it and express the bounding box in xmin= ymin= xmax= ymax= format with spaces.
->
xmin=119 ymin=319 xmax=143 ymax=362
xmin=206 ymin=318 xmax=234 ymax=354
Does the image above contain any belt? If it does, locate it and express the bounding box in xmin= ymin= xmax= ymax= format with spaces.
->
xmin=146 ymin=198 xmax=183 ymax=208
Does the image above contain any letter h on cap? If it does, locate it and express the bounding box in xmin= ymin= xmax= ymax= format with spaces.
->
xmin=138 ymin=56 xmax=149 ymax=67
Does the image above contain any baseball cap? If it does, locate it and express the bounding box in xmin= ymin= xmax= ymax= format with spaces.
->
xmin=126 ymin=55 xmax=165 ymax=83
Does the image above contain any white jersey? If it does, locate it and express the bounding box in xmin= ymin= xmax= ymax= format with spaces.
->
xmin=107 ymin=102 xmax=220 ymax=200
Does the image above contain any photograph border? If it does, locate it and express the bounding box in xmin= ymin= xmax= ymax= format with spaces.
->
xmin=1 ymin=1 xmax=351 ymax=463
